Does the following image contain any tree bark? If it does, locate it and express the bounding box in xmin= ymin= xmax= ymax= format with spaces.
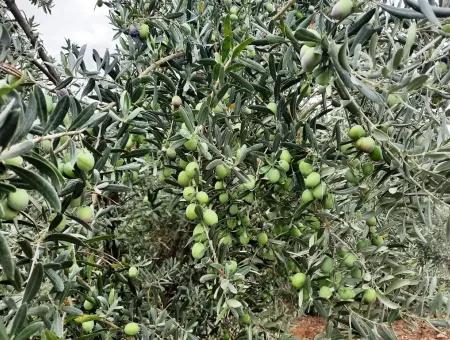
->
xmin=4 ymin=0 xmax=60 ymax=85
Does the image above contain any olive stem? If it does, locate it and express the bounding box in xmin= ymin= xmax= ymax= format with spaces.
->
xmin=139 ymin=51 xmax=185 ymax=77
xmin=4 ymin=0 xmax=61 ymax=85
xmin=33 ymin=129 xmax=86 ymax=143
xmin=272 ymin=0 xmax=296 ymax=21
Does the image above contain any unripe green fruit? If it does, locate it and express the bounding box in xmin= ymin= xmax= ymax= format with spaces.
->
xmin=139 ymin=23 xmax=150 ymax=39
xmin=366 ymin=215 xmax=377 ymax=226
xmin=125 ymin=136 xmax=134 ymax=150
xmin=70 ymin=196 xmax=82 ymax=207
xmin=82 ymin=321 xmax=95 ymax=333
xmin=278 ymin=159 xmax=290 ymax=172
xmin=241 ymin=214 xmax=250 ymax=227
xmin=362 ymin=162 xmax=374 ymax=176
xmin=370 ymin=145 xmax=383 ymax=161
xmin=196 ymin=191 xmax=209 ymax=204
xmin=162 ymin=167 xmax=173 ymax=178
xmin=300 ymin=45 xmax=314 ymax=59
xmin=178 ymin=159 xmax=188 ymax=169
xmin=301 ymin=48 xmax=321 ymax=73
xmin=267 ymin=102 xmax=277 ymax=114
xmin=215 ymin=164 xmax=230 ymax=179
xmin=351 ymin=267 xmax=363 ymax=279
xmin=4 ymin=156 xmax=23 ymax=167
xmin=387 ymin=94 xmax=402 ymax=108
xmin=183 ymin=186 xmax=196 ymax=201
xmin=76 ymin=150 xmax=95 ymax=172
xmin=128 ymin=266 xmax=139 ymax=278
xmin=0 ymin=200 xmax=18 ymax=220
xmin=184 ymin=136 xmax=198 ymax=151
xmin=76 ymin=206 xmax=94 ymax=223
xmin=215 ymin=181 xmax=224 ymax=190
xmin=330 ymin=0 xmax=353 ymax=20
xmin=177 ymin=171 xmax=191 ymax=187
xmin=267 ymin=168 xmax=280 ymax=183
xmin=50 ymin=213 xmax=66 ymax=231
xmin=185 ymin=162 xmax=199 ymax=178
xmin=166 ymin=147 xmax=177 ymax=159
xmin=356 ymin=239 xmax=370 ymax=251
xmin=356 ymin=137 xmax=376 ymax=153
xmin=298 ymin=160 xmax=313 ymax=176
xmin=338 ymin=287 xmax=355 ymax=300
xmin=319 ymin=286 xmax=333 ymax=299
xmin=443 ymin=23 xmax=450 ymax=33
xmin=343 ymin=253 xmax=357 ymax=268
xmin=305 ymin=172 xmax=321 ymax=188
xmin=316 ymin=69 xmax=332 ymax=86
xmin=63 ymin=162 xmax=76 ymax=178
xmin=41 ymin=140 xmax=53 ymax=152
xmin=219 ymin=192 xmax=229 ymax=204
xmin=290 ymin=226 xmax=302 ymax=238
xmin=83 ymin=300 xmax=94 ymax=310
xmin=345 ymin=168 xmax=358 ymax=184
xmin=230 ymin=5 xmax=239 ymax=14
xmin=221 ymin=234 xmax=233 ymax=245
xmin=124 ymin=322 xmax=140 ymax=336
xmin=280 ymin=149 xmax=292 ymax=163
xmin=348 ymin=125 xmax=366 ymax=140
xmin=257 ymin=232 xmax=268 ymax=246
xmin=193 ymin=224 xmax=207 ymax=241
xmin=290 ymin=273 xmax=306 ymax=289
xmin=225 ymin=260 xmax=237 ymax=273
xmin=7 ymin=189 xmax=29 ymax=211
xmin=192 ymin=242 xmax=206 ymax=259
xmin=240 ymin=313 xmax=251 ymax=325
xmin=230 ymin=13 xmax=239 ymax=21
xmin=185 ymin=203 xmax=198 ymax=220
xmin=362 ymin=288 xmax=377 ymax=303
xmin=337 ymin=246 xmax=348 ymax=258
xmin=301 ymin=189 xmax=314 ymax=204
xmin=312 ymin=182 xmax=327 ymax=200
xmin=321 ymin=257 xmax=333 ymax=274
xmin=264 ymin=2 xmax=274 ymax=12
xmin=239 ymin=231 xmax=250 ymax=245
xmin=171 ymin=95 xmax=182 ymax=108
xmin=371 ymin=234 xmax=384 ymax=247
xmin=203 ymin=209 xmax=218 ymax=226
xmin=243 ymin=175 xmax=256 ymax=190
xmin=229 ymin=204 xmax=238 ymax=215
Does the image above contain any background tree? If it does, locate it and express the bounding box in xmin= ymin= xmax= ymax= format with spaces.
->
xmin=0 ymin=0 xmax=450 ymax=338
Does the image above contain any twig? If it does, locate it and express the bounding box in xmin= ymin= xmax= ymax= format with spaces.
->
xmin=272 ymin=0 xmax=296 ymax=21
xmin=4 ymin=0 xmax=61 ymax=85
xmin=33 ymin=129 xmax=86 ymax=143
xmin=139 ymin=51 xmax=184 ymax=77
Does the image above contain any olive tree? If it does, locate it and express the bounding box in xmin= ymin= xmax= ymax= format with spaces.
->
xmin=0 ymin=0 xmax=450 ymax=338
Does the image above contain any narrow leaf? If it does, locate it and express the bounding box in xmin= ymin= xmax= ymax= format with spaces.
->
xmin=23 ymin=263 xmax=44 ymax=303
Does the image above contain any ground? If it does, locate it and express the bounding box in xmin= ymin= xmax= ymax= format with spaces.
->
xmin=291 ymin=316 xmax=450 ymax=339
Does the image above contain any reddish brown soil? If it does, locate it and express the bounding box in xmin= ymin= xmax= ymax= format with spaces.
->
xmin=291 ymin=316 xmax=450 ymax=339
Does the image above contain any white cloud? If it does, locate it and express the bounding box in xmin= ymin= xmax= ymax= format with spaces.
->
xmin=15 ymin=0 xmax=115 ymax=63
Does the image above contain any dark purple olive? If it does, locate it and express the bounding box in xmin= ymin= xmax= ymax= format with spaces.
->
xmin=129 ymin=25 xmax=139 ymax=38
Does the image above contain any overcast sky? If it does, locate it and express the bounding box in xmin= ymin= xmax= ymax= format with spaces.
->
xmin=16 ymin=0 xmax=115 ymax=62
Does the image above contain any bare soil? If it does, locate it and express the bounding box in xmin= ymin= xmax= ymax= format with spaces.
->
xmin=291 ymin=316 xmax=450 ymax=339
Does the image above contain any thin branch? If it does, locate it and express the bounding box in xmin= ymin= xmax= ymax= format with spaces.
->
xmin=139 ymin=51 xmax=184 ymax=77
xmin=4 ymin=0 xmax=61 ymax=85
xmin=272 ymin=0 xmax=296 ymax=21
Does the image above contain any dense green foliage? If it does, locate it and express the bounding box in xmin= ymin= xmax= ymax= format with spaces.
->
xmin=1 ymin=0 xmax=450 ymax=338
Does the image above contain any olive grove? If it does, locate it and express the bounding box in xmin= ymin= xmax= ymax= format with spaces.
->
xmin=0 ymin=0 xmax=450 ymax=338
